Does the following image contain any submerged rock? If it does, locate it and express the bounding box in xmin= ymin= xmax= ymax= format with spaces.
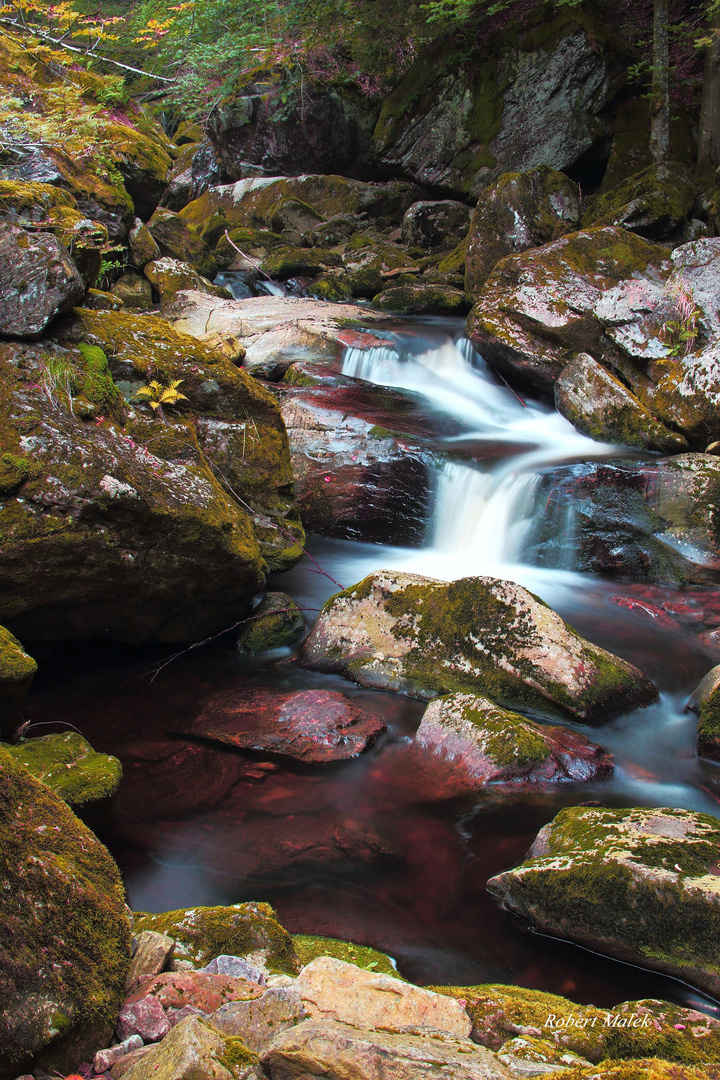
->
xmin=0 ymin=626 xmax=36 ymax=741
xmin=0 ymin=746 xmax=131 ymax=1073
xmin=486 ymin=805 xmax=720 ymax=998
xmin=300 ymin=571 xmax=656 ymax=722
xmin=415 ymin=692 xmax=613 ymax=788
xmin=184 ymin=686 xmax=386 ymax=763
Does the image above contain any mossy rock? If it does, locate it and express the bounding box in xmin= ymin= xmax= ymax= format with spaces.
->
xmin=371 ymin=283 xmax=468 ymax=315
xmin=291 ymin=934 xmax=400 ymax=978
xmin=134 ymin=903 xmax=299 ymax=974
xmin=144 ymin=256 xmax=231 ymax=309
xmin=147 ymin=207 xmax=217 ymax=277
xmin=236 ymin=591 xmax=305 ymax=654
xmin=305 ymin=274 xmax=352 ymax=302
xmin=600 ymin=98 xmax=699 ymax=195
xmin=120 ymin=1014 xmax=258 ymax=1080
xmin=433 ymin=983 xmax=720 ymax=1065
xmin=689 ymin=664 xmax=720 ymax=763
xmin=0 ymin=625 xmax=36 ymax=742
xmin=260 ymin=246 xmax=341 ymax=280
xmin=213 ymin=226 xmax=288 ymax=268
xmin=345 ymin=264 xmax=384 ymax=299
xmin=487 ymin=805 xmax=720 ymax=999
xmin=582 ymin=163 xmax=698 ymax=240
xmin=438 ymin=236 xmax=467 ymax=274
xmin=545 ymin=1059 xmax=720 ymax=1080
xmin=109 ymin=268 xmax=154 ymax=311
xmin=3 ymin=731 xmax=121 ymax=824
xmin=0 ymin=745 xmax=131 ymax=1074
xmin=299 ymin=570 xmax=657 ymax=722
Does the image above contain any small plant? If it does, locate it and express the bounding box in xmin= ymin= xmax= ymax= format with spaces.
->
xmin=39 ymin=356 xmax=75 ymax=411
xmin=660 ymin=279 xmax=701 ymax=358
xmin=134 ymin=378 xmax=187 ymax=421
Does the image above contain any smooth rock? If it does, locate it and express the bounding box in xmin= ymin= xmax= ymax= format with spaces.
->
xmin=211 ymin=987 xmax=306 ymax=1052
xmin=261 ymin=1018 xmax=509 ymax=1080
xmin=299 ymin=571 xmax=657 ymax=722
xmin=94 ymin=1035 xmax=144 ymax=1073
xmin=242 ymin=325 xmax=338 ymax=377
xmin=0 ymin=222 xmax=84 ymax=338
xmin=116 ymin=995 xmax=171 ymax=1043
xmin=126 ymin=931 xmax=176 ymax=993
xmin=184 ymin=686 xmax=386 ymax=763
xmin=487 ymin=805 xmax=720 ymax=998
xmin=294 ymin=956 xmax=471 ymax=1035
xmin=415 ymin=693 xmax=613 ymax=789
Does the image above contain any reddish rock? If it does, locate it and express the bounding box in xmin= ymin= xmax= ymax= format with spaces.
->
xmin=126 ymin=971 xmax=264 ymax=1013
xmin=183 ymin=687 xmax=386 ymax=763
xmin=115 ymin=994 xmax=171 ymax=1042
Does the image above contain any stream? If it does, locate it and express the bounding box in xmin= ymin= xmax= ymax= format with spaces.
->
xmin=24 ymin=315 xmax=720 ymax=1015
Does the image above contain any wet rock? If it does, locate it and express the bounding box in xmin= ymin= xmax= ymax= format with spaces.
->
xmin=465 ymin=167 xmax=581 ymax=295
xmin=486 ymin=804 xmax=720 ymax=998
xmin=466 ymin=227 xmax=669 ymax=394
xmin=211 ymin=987 xmax=306 ymax=1052
xmin=3 ymin=732 xmax=121 ymax=823
xmin=120 ymin=1015 xmax=260 ymax=1080
xmin=0 ymin=627 xmax=36 ymax=741
xmin=0 ymin=222 xmax=84 ymax=338
xmin=554 ymin=353 xmax=688 ymax=452
xmin=116 ymin=995 xmax=171 ymax=1042
xmin=526 ymin=454 xmax=720 ymax=586
xmin=261 ymin=1019 xmax=508 ymax=1080
xmin=184 ymin=686 xmax=386 ymax=763
xmin=133 ymin=903 xmax=299 ymax=973
xmin=110 ymin=268 xmax=154 ymax=310
xmin=128 ymin=217 xmax=161 ymax=268
xmin=401 ymin=200 xmax=472 ymax=252
xmin=124 ymin=971 xmax=264 ymax=1014
xmin=144 ymin=257 xmax=231 ymax=309
xmin=688 ymin=663 xmax=720 ymax=762
xmin=0 ymin=746 xmax=131 ymax=1073
xmin=126 ymin=930 xmax=176 ymax=994
xmin=373 ymin=9 xmax=629 ymax=197
xmin=242 ymin=324 xmax=338 ymax=378
xmin=581 ymin=163 xmax=698 ymax=240
xmin=295 ymin=956 xmax=471 ymax=1035
xmin=415 ymin=693 xmax=613 ymax=789
xmin=371 ymin=283 xmax=468 ymax=315
xmin=236 ymin=592 xmax=305 ymax=654
xmin=300 ymin=571 xmax=657 ymax=722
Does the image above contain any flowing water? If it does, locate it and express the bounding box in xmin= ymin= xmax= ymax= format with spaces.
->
xmin=26 ymin=316 xmax=720 ymax=1012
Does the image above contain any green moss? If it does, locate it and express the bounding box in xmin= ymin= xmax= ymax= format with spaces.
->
xmin=0 ymin=625 xmax=36 ymax=685
xmin=237 ymin=593 xmax=304 ymax=654
xmin=0 ymin=453 xmax=39 ymax=495
xmin=134 ymin=903 xmax=299 ymax=974
xmin=439 ymin=237 xmax=467 ymax=274
xmin=77 ymin=342 xmax=126 ymax=420
xmin=697 ymin=694 xmax=720 ymax=762
xmin=215 ymin=1028 xmax=259 ymax=1071
xmin=260 ymin=247 xmax=340 ymax=279
xmin=306 ymin=274 xmax=352 ymax=302
xmin=3 ymin=732 xmax=121 ymax=811
xmin=582 ymin=163 xmax=696 ymax=237
xmin=291 ymin=934 xmax=400 ymax=977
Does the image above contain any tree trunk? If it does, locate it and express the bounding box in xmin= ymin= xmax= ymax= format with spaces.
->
xmin=699 ymin=7 xmax=720 ymax=167
xmin=650 ymin=0 xmax=670 ymax=163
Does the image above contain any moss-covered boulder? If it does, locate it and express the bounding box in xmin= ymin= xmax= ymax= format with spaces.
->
xmin=3 ymin=732 xmax=121 ymax=825
xmin=291 ymin=935 xmax=398 ymax=977
xmin=144 ymin=257 xmax=231 ymax=309
xmin=487 ymin=805 xmax=720 ymax=998
xmin=373 ymin=5 xmax=631 ymax=197
xmin=415 ymin=692 xmax=613 ymax=788
xmin=465 ymin=166 xmax=581 ymax=295
xmin=0 ymin=626 xmax=36 ymax=742
xmin=543 ymin=1059 xmax=720 ymax=1080
xmin=128 ymin=216 xmax=161 ymax=269
xmin=260 ymin=246 xmax=341 ymax=280
xmin=121 ymin=1014 xmax=258 ymax=1080
xmin=554 ymin=352 xmax=688 ymax=452
xmin=582 ymin=163 xmax=698 ymax=240
xmin=688 ymin=663 xmax=720 ymax=762
xmin=305 ymin=273 xmax=353 ymax=302
xmin=371 ymin=283 xmax=468 ymax=315
xmin=467 ymin=227 xmax=670 ymax=393
xmin=299 ymin=571 xmax=657 ymax=722
xmin=134 ymin=903 xmax=299 ymax=974
xmin=237 ymin=592 xmax=304 ymax=654
xmin=0 ymin=222 xmax=84 ymax=338
xmin=147 ymin=207 xmax=217 ymax=277
xmin=110 ymin=268 xmax=154 ymax=310
xmin=432 ymin=983 xmax=720 ymax=1065
xmin=0 ymin=745 xmax=131 ymax=1075
xmin=524 ymin=453 xmax=720 ymax=586
xmin=599 ymin=99 xmax=699 ymax=196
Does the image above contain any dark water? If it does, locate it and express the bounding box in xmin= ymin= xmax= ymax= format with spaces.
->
xmin=23 ymin=317 xmax=720 ymax=1016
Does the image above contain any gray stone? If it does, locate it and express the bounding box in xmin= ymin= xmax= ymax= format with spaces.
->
xmin=0 ymin=223 xmax=84 ymax=338
xmin=401 ymin=200 xmax=472 ymax=252
xmin=203 ymin=955 xmax=267 ymax=984
xmin=211 ymin=987 xmax=306 ymax=1052
xmin=128 ymin=217 xmax=161 ymax=268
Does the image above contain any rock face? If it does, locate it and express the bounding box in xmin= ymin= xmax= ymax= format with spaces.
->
xmin=581 ymin=162 xmax=698 ymax=239
xmin=465 ymin=167 xmax=581 ymax=294
xmin=3 ymin=732 xmax=122 ymax=821
xmin=261 ymin=1019 xmax=508 ymax=1080
xmin=415 ymin=693 xmax=613 ymax=788
xmin=373 ymin=8 xmax=629 ymax=197
xmin=0 ymin=223 xmax=84 ymax=338
xmin=688 ymin=664 xmax=720 ymax=762
xmin=526 ymin=454 xmax=720 ymax=586
xmin=0 ymin=626 xmax=36 ymax=741
xmin=299 ymin=571 xmax=657 ymax=722
xmin=487 ymin=805 xmax=720 ymax=998
xmin=0 ymin=746 xmax=131 ymax=1073
xmin=184 ymin=687 xmax=386 ymax=763
xmin=466 ymin=226 xmax=669 ymax=393
xmin=554 ymin=353 xmax=688 ymax=452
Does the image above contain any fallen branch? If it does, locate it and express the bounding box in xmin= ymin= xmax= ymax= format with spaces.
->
xmin=223 ymin=229 xmax=286 ymax=294
xmin=381 ymin=266 xmax=421 ymax=279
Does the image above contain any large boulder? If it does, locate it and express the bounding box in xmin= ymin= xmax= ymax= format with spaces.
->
xmin=581 ymin=162 xmax=698 ymax=240
xmin=208 ymin=72 xmax=378 ymax=179
xmin=487 ymin=804 xmax=720 ymax=999
xmin=372 ymin=6 xmax=630 ymax=197
xmin=688 ymin=663 xmax=720 ymax=762
xmin=415 ymin=692 xmax=613 ymax=788
xmin=0 ymin=222 xmax=84 ymax=338
xmin=299 ymin=571 xmax=657 ymax=722
xmin=0 ymin=626 xmax=36 ymax=741
xmin=465 ymin=167 xmax=581 ymax=294
xmin=0 ymin=746 xmax=131 ymax=1075
xmin=401 ymin=200 xmax=473 ymax=253
xmin=120 ymin=1014 xmax=260 ymax=1080
xmin=466 ymin=226 xmax=669 ymax=393
xmin=525 ymin=453 xmax=720 ymax=586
